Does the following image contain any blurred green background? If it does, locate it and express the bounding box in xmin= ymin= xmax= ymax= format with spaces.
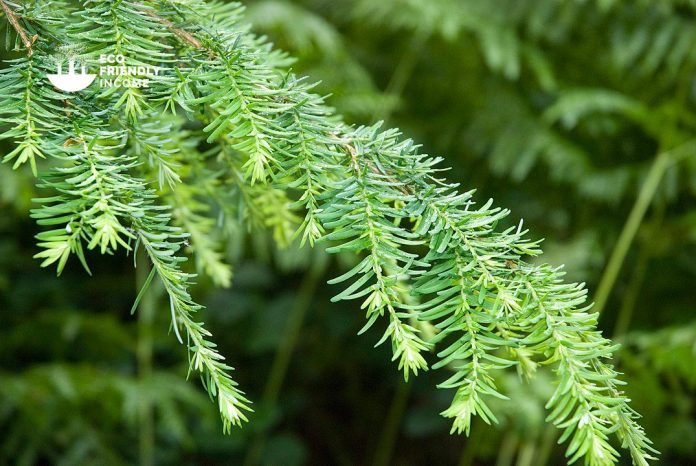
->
xmin=1 ymin=1 xmax=696 ymax=465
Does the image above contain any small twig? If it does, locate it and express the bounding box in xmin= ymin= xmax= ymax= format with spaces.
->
xmin=141 ymin=8 xmax=204 ymax=50
xmin=0 ymin=0 xmax=34 ymax=56
xmin=337 ymin=134 xmax=411 ymax=196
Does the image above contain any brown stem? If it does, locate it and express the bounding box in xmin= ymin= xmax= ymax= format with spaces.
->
xmin=0 ymin=0 xmax=35 ymax=56
xmin=140 ymin=7 xmax=204 ymax=50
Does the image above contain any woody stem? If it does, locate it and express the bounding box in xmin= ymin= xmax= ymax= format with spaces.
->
xmin=0 ymin=0 xmax=34 ymax=55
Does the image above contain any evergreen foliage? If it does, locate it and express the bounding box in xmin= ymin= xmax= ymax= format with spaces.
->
xmin=0 ymin=1 xmax=661 ymax=465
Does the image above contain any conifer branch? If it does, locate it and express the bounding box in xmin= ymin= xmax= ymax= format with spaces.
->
xmin=0 ymin=0 xmax=34 ymax=56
